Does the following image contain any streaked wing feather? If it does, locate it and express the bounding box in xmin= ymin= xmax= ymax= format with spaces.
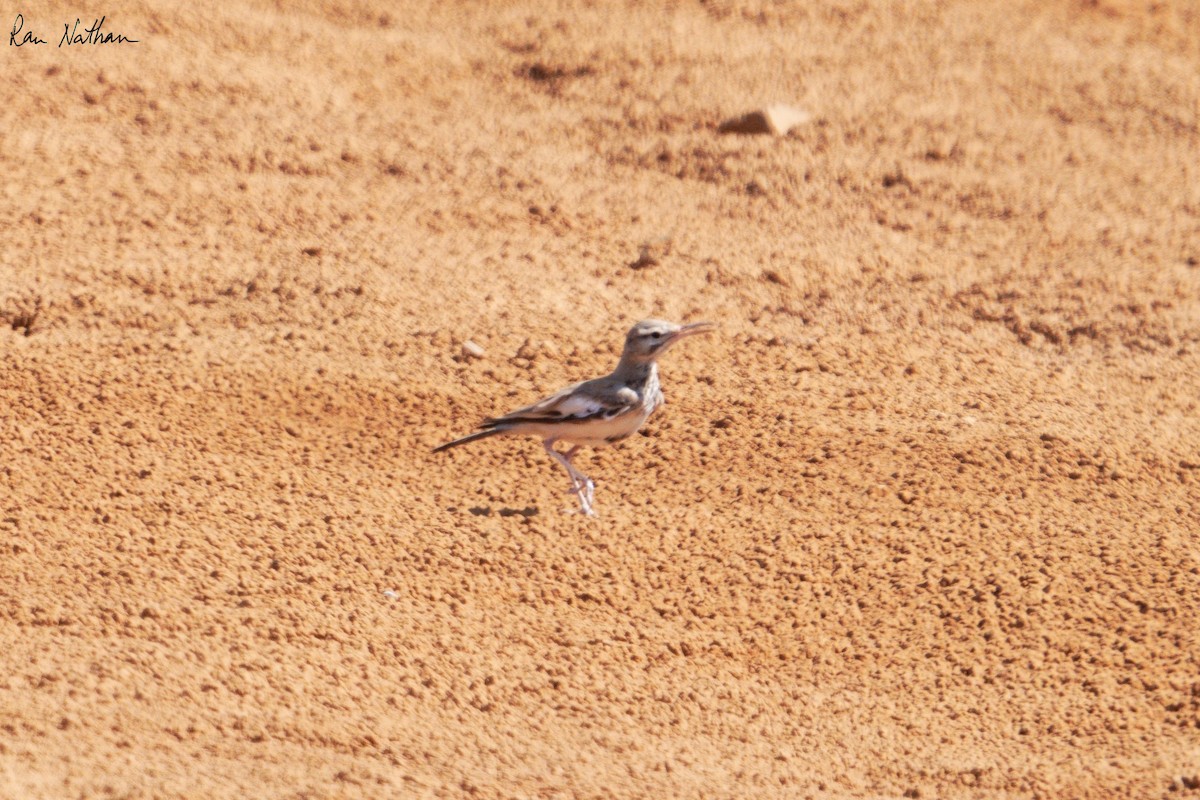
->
xmin=484 ymin=382 xmax=637 ymax=427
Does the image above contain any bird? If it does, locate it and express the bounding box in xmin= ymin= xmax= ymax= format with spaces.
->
xmin=433 ymin=319 xmax=714 ymax=516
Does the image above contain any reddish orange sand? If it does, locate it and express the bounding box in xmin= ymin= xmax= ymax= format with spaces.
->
xmin=2 ymin=1 xmax=1199 ymax=797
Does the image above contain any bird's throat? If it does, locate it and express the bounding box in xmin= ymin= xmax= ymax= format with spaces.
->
xmin=615 ymin=358 xmax=658 ymax=388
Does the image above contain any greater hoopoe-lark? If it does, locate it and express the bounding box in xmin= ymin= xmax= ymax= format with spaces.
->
xmin=434 ymin=319 xmax=713 ymax=516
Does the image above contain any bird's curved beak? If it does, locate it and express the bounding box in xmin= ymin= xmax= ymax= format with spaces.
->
xmin=672 ymin=321 xmax=715 ymax=340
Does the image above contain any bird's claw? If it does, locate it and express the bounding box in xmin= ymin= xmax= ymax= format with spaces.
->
xmin=565 ymin=478 xmax=596 ymax=514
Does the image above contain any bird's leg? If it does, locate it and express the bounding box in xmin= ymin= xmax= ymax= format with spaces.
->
xmin=561 ymin=445 xmax=596 ymax=509
xmin=548 ymin=442 xmax=584 ymax=495
xmin=543 ymin=440 xmax=594 ymax=516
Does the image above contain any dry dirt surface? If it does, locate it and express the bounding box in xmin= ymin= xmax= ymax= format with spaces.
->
xmin=3 ymin=1 xmax=1200 ymax=798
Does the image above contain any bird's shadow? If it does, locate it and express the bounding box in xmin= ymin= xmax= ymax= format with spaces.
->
xmin=458 ymin=505 xmax=539 ymax=518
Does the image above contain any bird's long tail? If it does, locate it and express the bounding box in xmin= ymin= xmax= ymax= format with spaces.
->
xmin=432 ymin=427 xmax=506 ymax=453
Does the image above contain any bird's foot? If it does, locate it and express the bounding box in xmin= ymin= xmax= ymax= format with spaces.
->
xmin=565 ymin=479 xmax=596 ymax=516
xmin=566 ymin=478 xmax=596 ymax=504
xmin=564 ymin=507 xmax=598 ymax=517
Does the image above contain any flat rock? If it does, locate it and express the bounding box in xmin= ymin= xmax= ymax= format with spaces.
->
xmin=719 ymin=104 xmax=811 ymax=136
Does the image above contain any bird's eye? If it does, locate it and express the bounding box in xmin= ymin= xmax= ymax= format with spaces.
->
xmin=650 ymin=332 xmax=662 ymax=339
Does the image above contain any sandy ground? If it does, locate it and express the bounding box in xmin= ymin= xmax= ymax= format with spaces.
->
xmin=2 ymin=1 xmax=1199 ymax=797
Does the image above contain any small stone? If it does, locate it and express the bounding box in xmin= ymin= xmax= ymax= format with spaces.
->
xmin=630 ymin=238 xmax=672 ymax=270
xmin=461 ymin=340 xmax=485 ymax=359
xmin=515 ymin=339 xmax=539 ymax=361
xmin=761 ymin=268 xmax=788 ymax=285
xmin=746 ymin=176 xmax=771 ymax=195
xmin=719 ymin=104 xmax=811 ymax=136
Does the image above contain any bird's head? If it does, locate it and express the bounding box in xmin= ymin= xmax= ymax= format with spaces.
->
xmin=620 ymin=319 xmax=714 ymax=364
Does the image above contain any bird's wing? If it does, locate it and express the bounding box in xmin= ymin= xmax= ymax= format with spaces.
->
xmin=483 ymin=381 xmax=638 ymax=427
